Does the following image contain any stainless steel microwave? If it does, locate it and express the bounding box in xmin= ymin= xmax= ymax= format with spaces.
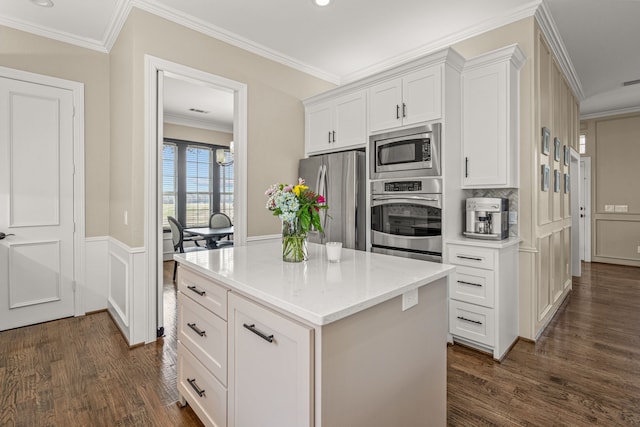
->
xmin=369 ymin=123 xmax=441 ymax=179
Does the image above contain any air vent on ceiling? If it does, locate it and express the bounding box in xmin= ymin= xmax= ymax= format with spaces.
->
xmin=189 ymin=108 xmax=209 ymax=114
xmin=623 ymin=79 xmax=640 ymax=87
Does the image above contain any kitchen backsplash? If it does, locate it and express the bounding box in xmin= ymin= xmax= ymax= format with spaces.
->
xmin=463 ymin=189 xmax=519 ymax=237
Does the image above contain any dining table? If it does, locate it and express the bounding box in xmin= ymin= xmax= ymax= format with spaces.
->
xmin=183 ymin=226 xmax=234 ymax=249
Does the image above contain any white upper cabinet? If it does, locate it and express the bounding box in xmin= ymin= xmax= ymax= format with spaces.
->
xmin=305 ymin=90 xmax=366 ymax=155
xmin=369 ymin=66 xmax=442 ymax=133
xmin=461 ymin=45 xmax=525 ymax=188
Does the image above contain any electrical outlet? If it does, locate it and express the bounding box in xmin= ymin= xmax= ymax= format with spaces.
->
xmin=509 ymin=211 xmax=518 ymax=225
xmin=614 ymin=205 xmax=628 ymax=212
xmin=124 ymin=210 xmax=128 ymax=225
xmin=402 ymin=289 xmax=418 ymax=311
xmin=604 ymin=205 xmax=615 ymax=212
xmin=566 ymin=263 xmax=569 ymax=274
xmin=637 ymin=245 xmax=640 ymax=254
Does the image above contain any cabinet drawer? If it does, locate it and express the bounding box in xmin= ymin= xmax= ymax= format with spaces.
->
xmin=450 ymin=266 xmax=495 ymax=308
xmin=178 ymin=292 xmax=227 ymax=385
xmin=449 ymin=300 xmax=495 ymax=346
xmin=178 ymin=267 xmax=229 ymax=320
xmin=178 ymin=342 xmax=227 ymax=427
xmin=448 ymin=245 xmax=495 ymax=270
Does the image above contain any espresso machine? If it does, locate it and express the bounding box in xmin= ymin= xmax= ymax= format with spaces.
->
xmin=464 ymin=197 xmax=509 ymax=240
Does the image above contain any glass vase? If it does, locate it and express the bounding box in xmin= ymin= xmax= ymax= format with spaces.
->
xmin=282 ymin=219 xmax=308 ymax=262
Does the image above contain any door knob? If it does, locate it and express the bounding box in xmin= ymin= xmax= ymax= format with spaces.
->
xmin=580 ymin=214 xmax=584 ymax=218
xmin=0 ymin=232 xmax=15 ymax=240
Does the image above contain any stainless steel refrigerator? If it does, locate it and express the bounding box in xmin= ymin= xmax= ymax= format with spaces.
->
xmin=298 ymin=150 xmax=366 ymax=250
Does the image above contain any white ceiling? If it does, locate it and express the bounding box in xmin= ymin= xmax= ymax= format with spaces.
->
xmin=1 ymin=0 xmax=639 ymax=120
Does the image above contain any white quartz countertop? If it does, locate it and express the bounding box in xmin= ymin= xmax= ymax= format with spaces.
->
xmin=174 ymin=242 xmax=455 ymax=326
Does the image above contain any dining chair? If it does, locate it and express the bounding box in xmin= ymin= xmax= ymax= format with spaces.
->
xmin=168 ymin=216 xmax=207 ymax=281
xmin=209 ymin=212 xmax=234 ymax=248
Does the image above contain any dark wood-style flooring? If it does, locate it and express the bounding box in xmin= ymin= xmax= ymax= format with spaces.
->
xmin=1 ymin=261 xmax=638 ymax=426
xmin=448 ymin=262 xmax=640 ymax=426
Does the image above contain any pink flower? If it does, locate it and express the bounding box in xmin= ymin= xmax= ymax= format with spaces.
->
xmin=317 ymin=195 xmax=326 ymax=204
xmin=283 ymin=185 xmax=293 ymax=192
xmin=298 ymin=177 xmax=306 ymax=185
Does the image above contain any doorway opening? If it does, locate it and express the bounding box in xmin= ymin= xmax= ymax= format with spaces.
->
xmin=145 ymin=56 xmax=247 ymax=343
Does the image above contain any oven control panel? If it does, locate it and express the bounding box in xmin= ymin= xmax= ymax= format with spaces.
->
xmin=384 ymin=181 xmax=422 ymax=192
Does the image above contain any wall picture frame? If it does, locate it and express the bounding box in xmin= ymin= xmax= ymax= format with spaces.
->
xmin=541 ymin=164 xmax=550 ymax=191
xmin=554 ymin=169 xmax=561 ymax=192
xmin=542 ymin=127 xmax=550 ymax=155
xmin=564 ymin=145 xmax=570 ymax=166
xmin=554 ymin=137 xmax=561 ymax=162
xmin=564 ymin=173 xmax=570 ymax=193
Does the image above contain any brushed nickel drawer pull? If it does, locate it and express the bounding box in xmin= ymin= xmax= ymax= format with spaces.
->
xmin=243 ymin=323 xmax=274 ymax=343
xmin=187 ymin=378 xmax=205 ymax=397
xmin=457 ymin=280 xmax=482 ymax=287
xmin=457 ymin=316 xmax=482 ymax=325
xmin=187 ymin=285 xmax=206 ymax=296
xmin=457 ymin=255 xmax=483 ymax=261
xmin=187 ymin=322 xmax=206 ymax=337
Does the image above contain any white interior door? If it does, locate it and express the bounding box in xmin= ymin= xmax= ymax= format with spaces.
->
xmin=579 ymin=158 xmax=592 ymax=262
xmin=570 ymin=148 xmax=581 ymax=276
xmin=0 ymin=76 xmax=75 ymax=331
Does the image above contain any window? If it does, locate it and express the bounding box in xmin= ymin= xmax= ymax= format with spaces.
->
xmin=186 ymin=146 xmax=213 ymax=226
xmin=579 ymin=134 xmax=586 ymax=154
xmin=162 ymin=139 xmax=233 ymax=229
xmin=162 ymin=144 xmax=177 ymax=228
xmin=219 ymin=151 xmax=234 ymax=222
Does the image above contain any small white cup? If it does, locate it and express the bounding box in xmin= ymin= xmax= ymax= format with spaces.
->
xmin=325 ymin=241 xmax=342 ymax=263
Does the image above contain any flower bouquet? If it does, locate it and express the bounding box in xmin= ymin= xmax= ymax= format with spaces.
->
xmin=265 ymin=178 xmax=327 ymax=262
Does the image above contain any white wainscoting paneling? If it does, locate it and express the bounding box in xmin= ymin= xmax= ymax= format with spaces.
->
xmin=106 ymin=238 xmax=146 ymax=346
xmin=85 ymin=237 xmax=109 ymax=313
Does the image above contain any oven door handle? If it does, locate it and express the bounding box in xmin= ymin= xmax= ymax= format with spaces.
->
xmin=372 ymin=195 xmax=441 ymax=207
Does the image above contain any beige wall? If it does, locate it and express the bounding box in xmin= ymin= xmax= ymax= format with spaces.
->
xmin=581 ymin=112 xmax=640 ymax=266
xmin=0 ymin=25 xmax=111 ymax=237
xmin=164 ymin=123 xmax=232 ymax=146
xmin=110 ymin=8 xmax=335 ymax=246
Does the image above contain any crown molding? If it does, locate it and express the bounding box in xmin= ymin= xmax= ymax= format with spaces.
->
xmin=535 ymin=0 xmax=584 ymax=100
xmin=580 ymin=105 xmax=640 ymax=121
xmin=163 ymin=113 xmax=233 ymax=133
xmin=130 ymin=0 xmax=341 ymax=85
xmin=0 ymin=13 xmax=108 ymax=53
xmin=342 ymin=0 xmax=542 ymax=84
xmin=103 ymin=0 xmax=133 ymax=52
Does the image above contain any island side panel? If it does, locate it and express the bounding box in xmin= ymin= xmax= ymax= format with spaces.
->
xmin=318 ymin=277 xmax=447 ymax=427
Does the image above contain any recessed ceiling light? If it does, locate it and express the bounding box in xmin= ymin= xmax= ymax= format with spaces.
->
xmin=313 ymin=0 xmax=331 ymax=6
xmin=189 ymin=108 xmax=209 ymax=114
xmin=30 ymin=0 xmax=54 ymax=7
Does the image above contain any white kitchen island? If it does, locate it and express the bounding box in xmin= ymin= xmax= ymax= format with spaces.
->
xmin=174 ymin=241 xmax=455 ymax=427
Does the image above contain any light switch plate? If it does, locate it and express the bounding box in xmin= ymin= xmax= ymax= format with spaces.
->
xmin=614 ymin=205 xmax=628 ymax=212
xmin=402 ymin=289 xmax=418 ymax=311
xmin=509 ymin=211 xmax=518 ymax=224
xmin=604 ymin=205 xmax=615 ymax=212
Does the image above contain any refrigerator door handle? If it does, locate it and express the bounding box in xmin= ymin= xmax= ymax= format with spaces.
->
xmin=319 ymin=164 xmax=329 ymax=239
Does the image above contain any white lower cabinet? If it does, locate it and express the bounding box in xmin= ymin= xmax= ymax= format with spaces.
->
xmin=178 ymin=341 xmax=228 ymax=427
xmin=446 ymin=239 xmax=519 ymax=360
xmin=177 ymin=267 xmax=230 ymax=427
xmin=227 ymin=293 xmax=312 ymax=427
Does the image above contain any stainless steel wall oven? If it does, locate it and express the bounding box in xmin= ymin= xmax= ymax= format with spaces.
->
xmin=370 ymin=178 xmax=442 ymax=262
